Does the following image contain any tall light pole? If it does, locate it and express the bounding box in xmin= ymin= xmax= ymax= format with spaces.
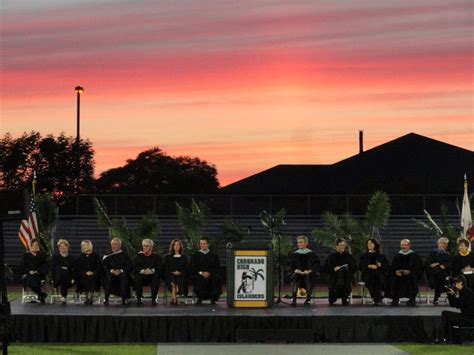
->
xmin=74 ymin=86 xmax=84 ymax=192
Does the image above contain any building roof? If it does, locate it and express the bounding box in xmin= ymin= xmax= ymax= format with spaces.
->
xmin=220 ymin=133 xmax=474 ymax=194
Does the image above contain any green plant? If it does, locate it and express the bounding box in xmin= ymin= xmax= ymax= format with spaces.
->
xmin=365 ymin=191 xmax=391 ymax=240
xmin=221 ymin=217 xmax=245 ymax=244
xmin=414 ymin=205 xmax=461 ymax=254
xmin=311 ymin=191 xmax=391 ymax=262
xmin=260 ymin=209 xmax=293 ymax=284
xmin=312 ymin=211 xmax=369 ymax=259
xmin=35 ymin=193 xmax=58 ymax=257
xmin=176 ymin=198 xmax=211 ymax=252
xmin=94 ymin=198 xmax=160 ymax=255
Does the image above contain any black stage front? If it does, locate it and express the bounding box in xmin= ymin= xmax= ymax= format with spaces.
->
xmin=9 ymin=299 xmax=448 ymax=343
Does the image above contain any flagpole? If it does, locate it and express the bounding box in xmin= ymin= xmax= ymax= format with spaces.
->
xmin=32 ymin=171 xmax=37 ymax=196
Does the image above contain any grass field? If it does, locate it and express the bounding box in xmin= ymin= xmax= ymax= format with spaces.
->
xmin=6 ymin=343 xmax=474 ymax=355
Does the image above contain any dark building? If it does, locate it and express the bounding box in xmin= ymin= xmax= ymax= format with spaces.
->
xmin=220 ymin=133 xmax=474 ymax=195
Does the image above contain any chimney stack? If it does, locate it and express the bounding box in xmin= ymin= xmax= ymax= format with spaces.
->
xmin=359 ymin=130 xmax=363 ymax=154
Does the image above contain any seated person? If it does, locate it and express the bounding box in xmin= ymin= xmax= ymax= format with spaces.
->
xmin=326 ymin=238 xmax=356 ymax=306
xmin=21 ymin=238 xmax=48 ymax=303
xmin=289 ymin=235 xmax=320 ymax=306
xmin=163 ymin=239 xmax=189 ymax=305
xmin=132 ymin=239 xmax=161 ymax=306
xmin=425 ymin=237 xmax=452 ymax=305
xmin=437 ymin=275 xmax=474 ymax=343
xmin=359 ymin=238 xmax=389 ymax=306
xmin=191 ymin=238 xmax=221 ymax=304
xmin=75 ymin=240 xmax=101 ymax=305
xmin=453 ymin=238 xmax=474 ymax=288
xmin=102 ymin=238 xmax=132 ymax=305
xmin=51 ymin=239 xmax=75 ymax=304
xmin=389 ymin=239 xmax=423 ymax=306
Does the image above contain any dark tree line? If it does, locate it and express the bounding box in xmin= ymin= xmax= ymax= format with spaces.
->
xmin=96 ymin=147 xmax=219 ymax=194
xmin=0 ymin=131 xmax=95 ymax=196
xmin=0 ymin=132 xmax=219 ymax=198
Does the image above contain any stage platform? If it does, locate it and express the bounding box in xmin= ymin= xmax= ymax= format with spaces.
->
xmin=9 ymin=299 xmax=448 ymax=343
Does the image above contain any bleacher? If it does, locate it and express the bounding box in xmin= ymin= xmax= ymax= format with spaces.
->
xmin=3 ymin=215 xmax=459 ymax=283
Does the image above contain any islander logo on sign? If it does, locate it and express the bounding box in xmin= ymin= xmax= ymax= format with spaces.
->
xmin=235 ymin=256 xmax=267 ymax=300
xmin=237 ymin=268 xmax=264 ymax=294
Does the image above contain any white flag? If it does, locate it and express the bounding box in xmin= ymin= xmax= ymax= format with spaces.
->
xmin=461 ymin=174 xmax=472 ymax=237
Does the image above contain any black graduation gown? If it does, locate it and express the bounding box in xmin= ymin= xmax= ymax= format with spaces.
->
xmin=51 ymin=254 xmax=75 ymax=296
xmin=289 ymin=250 xmax=320 ymax=289
xmin=102 ymin=250 xmax=132 ymax=299
xmin=326 ymin=251 xmax=356 ymax=299
xmin=448 ymin=286 xmax=474 ymax=316
xmin=424 ymin=249 xmax=452 ymax=291
xmin=290 ymin=250 xmax=320 ymax=278
xmin=22 ymin=251 xmax=48 ymax=291
xmin=75 ymin=252 xmax=102 ymax=293
xmin=191 ymin=251 xmax=221 ymax=300
xmin=163 ymin=254 xmax=189 ymax=295
xmin=390 ymin=251 xmax=423 ymax=299
xmin=359 ymin=251 xmax=389 ymax=301
xmin=132 ymin=252 xmax=162 ymax=298
xmin=441 ymin=286 xmax=474 ymax=340
xmin=452 ymin=252 xmax=474 ymax=288
xmin=132 ymin=252 xmax=162 ymax=276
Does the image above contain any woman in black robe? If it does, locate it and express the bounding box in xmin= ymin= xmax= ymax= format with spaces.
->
xmin=359 ymin=238 xmax=389 ymax=305
xmin=22 ymin=238 xmax=48 ymax=303
xmin=51 ymin=239 xmax=75 ymax=304
xmin=163 ymin=239 xmax=189 ymax=304
xmin=453 ymin=238 xmax=474 ymax=288
xmin=75 ymin=240 xmax=102 ymax=305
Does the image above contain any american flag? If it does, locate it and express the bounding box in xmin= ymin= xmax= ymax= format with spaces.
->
xmin=18 ymin=193 xmax=39 ymax=251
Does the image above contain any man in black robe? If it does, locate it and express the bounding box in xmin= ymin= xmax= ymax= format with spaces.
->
xmin=326 ymin=238 xmax=356 ymax=305
xmin=132 ymin=238 xmax=162 ymax=306
xmin=437 ymin=275 xmax=474 ymax=343
xmin=425 ymin=237 xmax=452 ymax=305
xmin=191 ymin=238 xmax=221 ymax=304
xmin=102 ymin=238 xmax=132 ymax=305
xmin=289 ymin=235 xmax=320 ymax=306
xmin=390 ymin=239 xmax=423 ymax=306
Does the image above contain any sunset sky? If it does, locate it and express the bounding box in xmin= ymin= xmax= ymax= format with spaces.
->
xmin=1 ymin=0 xmax=473 ymax=186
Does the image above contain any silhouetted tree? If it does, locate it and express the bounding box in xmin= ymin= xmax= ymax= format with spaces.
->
xmin=96 ymin=147 xmax=219 ymax=193
xmin=0 ymin=131 xmax=95 ymax=196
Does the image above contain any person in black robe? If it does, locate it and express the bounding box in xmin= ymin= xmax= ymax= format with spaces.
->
xmin=75 ymin=240 xmax=102 ymax=305
xmin=452 ymin=238 xmax=474 ymax=288
xmin=390 ymin=239 xmax=423 ymax=306
xmin=437 ymin=275 xmax=474 ymax=343
xmin=22 ymin=238 xmax=49 ymax=303
xmin=191 ymin=238 xmax=221 ymax=304
xmin=163 ymin=239 xmax=189 ymax=305
xmin=289 ymin=235 xmax=320 ymax=306
xmin=326 ymin=238 xmax=356 ymax=305
xmin=132 ymin=238 xmax=162 ymax=306
xmin=51 ymin=239 xmax=75 ymax=304
xmin=102 ymin=238 xmax=132 ymax=305
xmin=22 ymin=238 xmax=48 ymax=303
xmin=424 ymin=237 xmax=452 ymax=304
xmin=359 ymin=238 xmax=389 ymax=306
